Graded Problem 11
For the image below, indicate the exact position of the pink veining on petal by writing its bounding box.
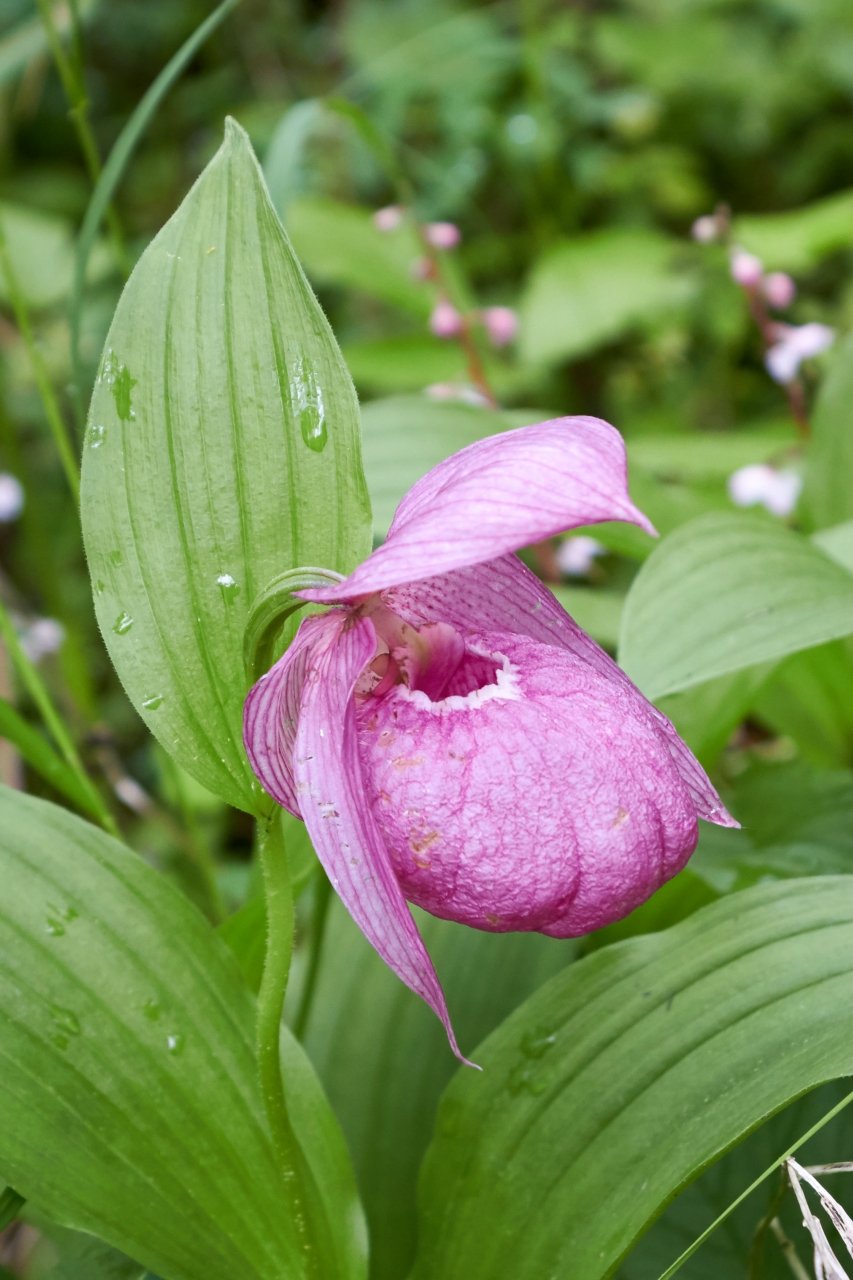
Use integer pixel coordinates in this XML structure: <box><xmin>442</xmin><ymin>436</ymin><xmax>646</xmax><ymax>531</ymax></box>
<box><xmin>243</xmin><ymin>610</ymin><xmax>344</xmax><ymax>817</ymax></box>
<box><xmin>290</xmin><ymin>610</ymin><xmax>474</xmax><ymax>1066</ymax></box>
<box><xmin>300</xmin><ymin>416</ymin><xmax>656</xmax><ymax>604</ymax></box>
<box><xmin>357</xmin><ymin>628</ymin><xmax>699</xmax><ymax>936</ymax></box>
<box><xmin>383</xmin><ymin>555</ymin><xmax>738</xmax><ymax>829</ymax></box>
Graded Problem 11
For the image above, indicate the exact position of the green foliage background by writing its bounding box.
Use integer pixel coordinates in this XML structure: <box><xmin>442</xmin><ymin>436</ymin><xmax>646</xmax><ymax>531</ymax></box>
<box><xmin>3</xmin><ymin>2</ymin><xmax>853</xmax><ymax>1279</ymax></box>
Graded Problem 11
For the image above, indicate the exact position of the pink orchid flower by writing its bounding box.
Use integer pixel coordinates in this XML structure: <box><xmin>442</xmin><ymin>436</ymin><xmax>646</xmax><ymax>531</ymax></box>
<box><xmin>243</xmin><ymin>417</ymin><xmax>737</xmax><ymax>1060</ymax></box>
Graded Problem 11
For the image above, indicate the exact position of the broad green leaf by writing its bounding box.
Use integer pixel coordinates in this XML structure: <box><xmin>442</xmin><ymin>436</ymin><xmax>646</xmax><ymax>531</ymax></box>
<box><xmin>620</xmin><ymin>1082</ymin><xmax>853</xmax><ymax>1280</ymax></box>
<box><xmin>627</xmin><ymin>427</ymin><xmax>790</xmax><ymax>482</ymax></box>
<box><xmin>618</xmin><ymin>511</ymin><xmax>853</xmax><ymax>698</ymax></box>
<box><xmin>0</xmin><ymin>788</ymin><xmax>366</xmax><ymax>1280</ymax></box>
<box><xmin>287</xmin><ymin>197</ymin><xmax>428</xmax><ymax>316</ymax></box>
<box><xmin>519</xmin><ymin>229</ymin><xmax>692</xmax><ymax>366</ymax></box>
<box><xmin>815</xmin><ymin>519</ymin><xmax>853</xmax><ymax>572</ymax></box>
<box><xmin>657</xmin><ymin>665</ymin><xmax>775</xmax><ymax>764</ymax></box>
<box><xmin>413</xmin><ymin>877</ymin><xmax>853</xmax><ymax>1280</ymax></box>
<box><xmin>736</xmin><ymin>188</ymin><xmax>853</xmax><ymax>272</ymax></box>
<box><xmin>0</xmin><ymin>203</ymin><xmax>109</xmax><ymax>309</ymax></box>
<box><xmin>752</xmin><ymin>640</ymin><xmax>853</xmax><ymax>767</ymax></box>
<box><xmin>344</xmin><ymin>336</ymin><xmax>467</xmax><ymax>395</ymax></box>
<box><xmin>803</xmin><ymin>334</ymin><xmax>853</xmax><ymax>530</ymax></box>
<box><xmin>360</xmin><ymin>395</ymin><xmax>516</xmax><ymax>535</ymax></box>
<box><xmin>550</xmin><ymin>586</ymin><xmax>623</xmax><ymax>648</ymax></box>
<box><xmin>303</xmin><ymin>898</ymin><xmax>575</xmax><ymax>1280</ymax></box>
<box><xmin>81</xmin><ymin>119</ymin><xmax>371</xmax><ymax>812</ymax></box>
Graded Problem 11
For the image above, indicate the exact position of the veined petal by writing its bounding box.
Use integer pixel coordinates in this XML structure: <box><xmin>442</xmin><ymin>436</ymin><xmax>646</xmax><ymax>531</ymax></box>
<box><xmin>243</xmin><ymin>611</ymin><xmax>342</xmax><ymax>817</ymax></box>
<box><xmin>385</xmin><ymin>555</ymin><xmax>738</xmax><ymax>829</ymax></box>
<box><xmin>293</xmin><ymin>611</ymin><xmax>473</xmax><ymax>1065</ymax></box>
<box><xmin>301</xmin><ymin>417</ymin><xmax>654</xmax><ymax>602</ymax></box>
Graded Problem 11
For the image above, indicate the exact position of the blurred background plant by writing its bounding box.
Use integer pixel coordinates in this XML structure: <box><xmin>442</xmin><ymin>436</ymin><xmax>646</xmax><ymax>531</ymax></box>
<box><xmin>3</xmin><ymin>1</ymin><xmax>853</xmax><ymax>1277</ymax></box>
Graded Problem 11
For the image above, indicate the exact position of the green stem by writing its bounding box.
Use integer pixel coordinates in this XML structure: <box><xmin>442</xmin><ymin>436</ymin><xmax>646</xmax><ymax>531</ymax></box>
<box><xmin>0</xmin><ymin>598</ymin><xmax>117</xmax><ymax>836</ymax></box>
<box><xmin>0</xmin><ymin>219</ymin><xmax>80</xmax><ymax>503</ymax></box>
<box><xmin>255</xmin><ymin>812</ymin><xmax>317</xmax><ymax>1277</ymax></box>
<box><xmin>293</xmin><ymin>872</ymin><xmax>332</xmax><ymax>1040</ymax></box>
<box><xmin>34</xmin><ymin>0</ymin><xmax>129</xmax><ymax>275</ymax></box>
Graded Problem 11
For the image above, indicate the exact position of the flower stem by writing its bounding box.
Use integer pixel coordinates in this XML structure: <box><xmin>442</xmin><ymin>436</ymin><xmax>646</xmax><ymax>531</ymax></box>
<box><xmin>0</xmin><ymin>220</ymin><xmax>80</xmax><ymax>503</ymax></box>
<box><xmin>293</xmin><ymin>871</ymin><xmax>333</xmax><ymax>1040</ymax></box>
<box><xmin>34</xmin><ymin>0</ymin><xmax>129</xmax><ymax>275</ymax></box>
<box><xmin>255</xmin><ymin>811</ymin><xmax>317</xmax><ymax>1277</ymax></box>
<box><xmin>0</xmin><ymin>597</ymin><xmax>117</xmax><ymax>836</ymax></box>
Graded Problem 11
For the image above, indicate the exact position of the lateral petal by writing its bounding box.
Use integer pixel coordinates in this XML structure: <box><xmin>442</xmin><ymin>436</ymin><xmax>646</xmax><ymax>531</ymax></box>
<box><xmin>385</xmin><ymin>555</ymin><xmax>738</xmax><ymax>829</ymax></box>
<box><xmin>301</xmin><ymin>416</ymin><xmax>654</xmax><ymax>602</ymax></box>
<box><xmin>293</xmin><ymin>611</ymin><xmax>472</xmax><ymax>1065</ymax></box>
<box><xmin>243</xmin><ymin>611</ymin><xmax>342</xmax><ymax>817</ymax></box>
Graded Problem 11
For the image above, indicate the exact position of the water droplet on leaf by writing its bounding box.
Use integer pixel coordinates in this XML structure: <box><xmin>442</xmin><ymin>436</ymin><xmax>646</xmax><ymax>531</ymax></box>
<box><xmin>291</xmin><ymin>356</ymin><xmax>328</xmax><ymax>452</ymax></box>
<box><xmin>142</xmin><ymin>694</ymin><xmax>163</xmax><ymax>711</ymax></box>
<box><xmin>142</xmin><ymin>998</ymin><xmax>161</xmax><ymax>1022</ymax></box>
<box><xmin>112</xmin><ymin>611</ymin><xmax>133</xmax><ymax>635</ymax></box>
<box><xmin>86</xmin><ymin>422</ymin><xmax>106</xmax><ymax>449</ymax></box>
<box><xmin>166</xmin><ymin>1032</ymin><xmax>185</xmax><ymax>1055</ymax></box>
<box><xmin>216</xmin><ymin>573</ymin><xmax>240</xmax><ymax>604</ymax></box>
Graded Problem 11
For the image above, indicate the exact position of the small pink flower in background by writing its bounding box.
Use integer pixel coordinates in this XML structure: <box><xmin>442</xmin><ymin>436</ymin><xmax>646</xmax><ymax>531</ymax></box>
<box><xmin>762</xmin><ymin>271</ymin><xmax>796</xmax><ymax>310</ymax></box>
<box><xmin>424</xmin><ymin>221</ymin><xmax>461</xmax><ymax>250</ymax></box>
<box><xmin>481</xmin><ymin>306</ymin><xmax>518</xmax><ymax>349</ymax></box>
<box><xmin>244</xmin><ymin>418</ymin><xmax>737</xmax><ymax>1058</ymax></box>
<box><xmin>373</xmin><ymin>205</ymin><xmax>405</xmax><ymax>232</ymax></box>
<box><xmin>766</xmin><ymin>321</ymin><xmax>835</xmax><ymax>384</ymax></box>
<box><xmin>728</xmin><ymin>463</ymin><xmax>802</xmax><ymax>517</ymax></box>
<box><xmin>730</xmin><ymin>248</ymin><xmax>764</xmax><ymax>289</ymax></box>
<box><xmin>556</xmin><ymin>535</ymin><xmax>606</xmax><ymax>578</ymax></box>
<box><xmin>0</xmin><ymin>473</ymin><xmax>24</xmax><ymax>523</ymax></box>
<box><xmin>691</xmin><ymin>214</ymin><xmax>720</xmax><ymax>243</ymax></box>
<box><xmin>429</xmin><ymin>300</ymin><xmax>464</xmax><ymax>339</ymax></box>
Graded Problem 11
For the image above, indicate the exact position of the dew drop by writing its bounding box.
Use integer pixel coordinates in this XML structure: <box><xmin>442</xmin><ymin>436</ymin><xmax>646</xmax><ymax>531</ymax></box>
<box><xmin>520</xmin><ymin>1028</ymin><xmax>557</xmax><ymax>1059</ymax></box>
<box><xmin>166</xmin><ymin>1032</ymin><xmax>185</xmax><ymax>1055</ymax></box>
<box><xmin>142</xmin><ymin>693</ymin><xmax>163</xmax><ymax>711</ymax></box>
<box><xmin>299</xmin><ymin>406</ymin><xmax>328</xmax><ymax>452</ymax></box>
<box><xmin>93</xmin><ymin>579</ymin><xmax>105</xmax><ymax>594</ymax></box>
<box><xmin>142</xmin><ymin>998</ymin><xmax>162</xmax><ymax>1022</ymax></box>
<box><xmin>507</xmin><ymin>1063</ymin><xmax>550</xmax><ymax>1097</ymax></box>
<box><xmin>216</xmin><ymin>573</ymin><xmax>240</xmax><ymax>605</ymax></box>
<box><xmin>291</xmin><ymin>356</ymin><xmax>328</xmax><ymax>452</ymax></box>
<box><xmin>108</xmin><ymin>548</ymin><xmax>124</xmax><ymax>567</ymax></box>
<box><xmin>112</xmin><ymin>611</ymin><xmax>134</xmax><ymax>635</ymax></box>
<box><xmin>50</xmin><ymin>1005</ymin><xmax>81</xmax><ymax>1039</ymax></box>
<box><xmin>45</xmin><ymin>917</ymin><xmax>65</xmax><ymax>937</ymax></box>
<box><xmin>86</xmin><ymin>422</ymin><xmax>106</xmax><ymax>449</ymax></box>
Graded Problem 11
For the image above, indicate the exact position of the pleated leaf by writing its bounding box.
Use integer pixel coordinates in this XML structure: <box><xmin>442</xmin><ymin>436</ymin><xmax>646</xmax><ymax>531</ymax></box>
<box><xmin>618</xmin><ymin>511</ymin><xmax>853</xmax><ymax>698</ymax></box>
<box><xmin>80</xmin><ymin>118</ymin><xmax>371</xmax><ymax>812</ymax></box>
<box><xmin>0</xmin><ymin>788</ymin><xmax>366</xmax><ymax>1280</ymax></box>
<box><xmin>414</xmin><ymin>877</ymin><xmax>853</xmax><ymax>1280</ymax></box>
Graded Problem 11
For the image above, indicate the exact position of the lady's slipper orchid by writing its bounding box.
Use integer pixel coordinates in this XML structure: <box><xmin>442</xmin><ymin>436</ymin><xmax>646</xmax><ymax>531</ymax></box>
<box><xmin>244</xmin><ymin>417</ymin><xmax>737</xmax><ymax>1060</ymax></box>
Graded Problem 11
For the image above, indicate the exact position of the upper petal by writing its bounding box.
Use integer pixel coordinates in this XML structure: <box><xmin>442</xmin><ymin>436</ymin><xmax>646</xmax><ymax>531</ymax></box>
<box><xmin>301</xmin><ymin>416</ymin><xmax>654</xmax><ymax>603</ymax></box>
<box><xmin>291</xmin><ymin>610</ymin><xmax>473</xmax><ymax>1065</ymax></box>
<box><xmin>383</xmin><ymin>554</ymin><xmax>739</xmax><ymax>830</ymax></box>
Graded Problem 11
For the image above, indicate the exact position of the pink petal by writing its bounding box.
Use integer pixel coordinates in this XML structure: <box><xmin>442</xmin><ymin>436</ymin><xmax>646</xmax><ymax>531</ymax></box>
<box><xmin>292</xmin><ymin>610</ymin><xmax>473</xmax><ymax>1065</ymax></box>
<box><xmin>357</xmin><ymin>628</ymin><xmax>700</xmax><ymax>936</ymax></box>
<box><xmin>243</xmin><ymin>611</ymin><xmax>343</xmax><ymax>817</ymax></box>
<box><xmin>301</xmin><ymin>417</ymin><xmax>655</xmax><ymax>603</ymax></box>
<box><xmin>384</xmin><ymin>555</ymin><xmax>738</xmax><ymax>829</ymax></box>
